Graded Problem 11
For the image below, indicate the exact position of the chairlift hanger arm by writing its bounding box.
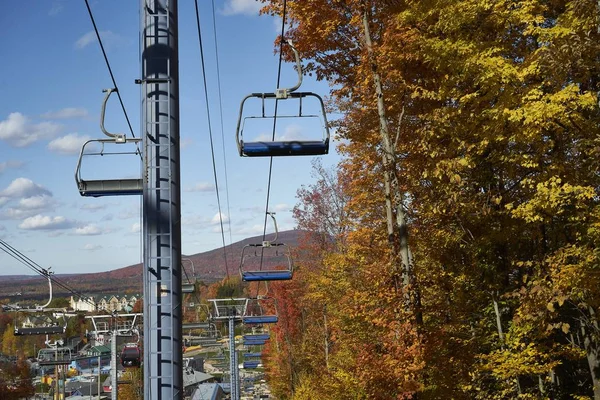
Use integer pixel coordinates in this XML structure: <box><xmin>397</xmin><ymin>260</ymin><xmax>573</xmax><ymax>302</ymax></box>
<box><xmin>266</xmin><ymin>212</ymin><xmax>278</xmax><ymax>243</ymax></box>
<box><xmin>100</xmin><ymin>88</ymin><xmax>125</xmax><ymax>141</ymax></box>
<box><xmin>277</xmin><ymin>40</ymin><xmax>303</xmax><ymax>97</ymax></box>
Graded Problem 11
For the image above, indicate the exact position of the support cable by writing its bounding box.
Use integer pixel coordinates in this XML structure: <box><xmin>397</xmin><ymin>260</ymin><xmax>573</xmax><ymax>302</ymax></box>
<box><xmin>84</xmin><ymin>0</ymin><xmax>137</xmax><ymax>139</ymax></box>
<box><xmin>0</xmin><ymin>239</ymin><xmax>97</xmax><ymax>308</ymax></box>
<box><xmin>210</xmin><ymin>0</ymin><xmax>234</xmax><ymax>246</ymax></box>
<box><xmin>194</xmin><ymin>0</ymin><xmax>230</xmax><ymax>279</ymax></box>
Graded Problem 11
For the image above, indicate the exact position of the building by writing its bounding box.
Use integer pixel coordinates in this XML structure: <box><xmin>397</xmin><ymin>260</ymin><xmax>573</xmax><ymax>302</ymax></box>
<box><xmin>70</xmin><ymin>294</ymin><xmax>140</xmax><ymax>313</ymax></box>
<box><xmin>69</xmin><ymin>296</ymin><xmax>96</xmax><ymax>312</ymax></box>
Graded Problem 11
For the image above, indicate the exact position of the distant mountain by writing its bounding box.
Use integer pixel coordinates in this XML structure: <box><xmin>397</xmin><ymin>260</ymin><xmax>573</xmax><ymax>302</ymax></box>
<box><xmin>0</xmin><ymin>230</ymin><xmax>303</xmax><ymax>301</ymax></box>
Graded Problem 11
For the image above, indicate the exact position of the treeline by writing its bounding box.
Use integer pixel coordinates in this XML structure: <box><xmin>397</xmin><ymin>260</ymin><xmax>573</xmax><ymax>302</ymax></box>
<box><xmin>258</xmin><ymin>0</ymin><xmax>600</xmax><ymax>399</ymax></box>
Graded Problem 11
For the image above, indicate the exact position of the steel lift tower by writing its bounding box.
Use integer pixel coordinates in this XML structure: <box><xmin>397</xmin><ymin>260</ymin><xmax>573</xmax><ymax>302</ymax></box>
<box><xmin>140</xmin><ymin>0</ymin><xmax>183</xmax><ymax>399</ymax></box>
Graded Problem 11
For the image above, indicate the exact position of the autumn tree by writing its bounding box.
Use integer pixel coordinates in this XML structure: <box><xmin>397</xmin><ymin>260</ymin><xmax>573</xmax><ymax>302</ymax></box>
<box><xmin>260</xmin><ymin>0</ymin><xmax>600</xmax><ymax>398</ymax></box>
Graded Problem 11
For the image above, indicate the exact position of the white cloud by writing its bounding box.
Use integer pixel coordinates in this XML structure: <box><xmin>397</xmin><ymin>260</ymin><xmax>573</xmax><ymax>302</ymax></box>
<box><xmin>211</xmin><ymin>212</ymin><xmax>229</xmax><ymax>225</ymax></box>
<box><xmin>130</xmin><ymin>222</ymin><xmax>140</xmax><ymax>233</ymax></box>
<box><xmin>83</xmin><ymin>243</ymin><xmax>103</xmax><ymax>251</ymax></box>
<box><xmin>211</xmin><ymin>225</ymin><xmax>231</xmax><ymax>233</ymax></box>
<box><xmin>74</xmin><ymin>224</ymin><xmax>102</xmax><ymax>236</ymax></box>
<box><xmin>181</xmin><ymin>137</ymin><xmax>194</xmax><ymax>150</ymax></box>
<box><xmin>81</xmin><ymin>203</ymin><xmax>107</xmax><ymax>212</ymax></box>
<box><xmin>0</xmin><ymin>161</ymin><xmax>24</xmax><ymax>174</ymax></box>
<box><xmin>101</xmin><ymin>214</ymin><xmax>114</xmax><ymax>221</ymax></box>
<box><xmin>184</xmin><ymin>182</ymin><xmax>215</xmax><ymax>193</ymax></box>
<box><xmin>273</xmin><ymin>203</ymin><xmax>291</xmax><ymax>212</ymax></box>
<box><xmin>234</xmin><ymin>224</ymin><xmax>265</xmax><ymax>235</ymax></box>
<box><xmin>239</xmin><ymin>206</ymin><xmax>263</xmax><ymax>213</ymax></box>
<box><xmin>48</xmin><ymin>1</ymin><xmax>64</xmax><ymax>16</ymax></box>
<box><xmin>47</xmin><ymin>133</ymin><xmax>91</xmax><ymax>155</ymax></box>
<box><xmin>19</xmin><ymin>215</ymin><xmax>74</xmax><ymax>230</ymax></box>
<box><xmin>181</xmin><ymin>214</ymin><xmax>210</xmax><ymax>228</ymax></box>
<box><xmin>19</xmin><ymin>196</ymin><xmax>53</xmax><ymax>210</ymax></box>
<box><xmin>0</xmin><ymin>113</ymin><xmax>61</xmax><ymax>147</ymax></box>
<box><xmin>0</xmin><ymin>178</ymin><xmax>52</xmax><ymax>199</ymax></box>
<box><xmin>75</xmin><ymin>30</ymin><xmax>125</xmax><ymax>50</ymax></box>
<box><xmin>253</xmin><ymin>124</ymin><xmax>305</xmax><ymax>142</ymax></box>
<box><xmin>221</xmin><ymin>0</ymin><xmax>262</xmax><ymax>16</ymax></box>
<box><xmin>118</xmin><ymin>208</ymin><xmax>139</xmax><ymax>220</ymax></box>
<box><xmin>41</xmin><ymin>108</ymin><xmax>88</xmax><ymax>119</ymax></box>
<box><xmin>1</xmin><ymin>195</ymin><xmax>57</xmax><ymax>220</ymax></box>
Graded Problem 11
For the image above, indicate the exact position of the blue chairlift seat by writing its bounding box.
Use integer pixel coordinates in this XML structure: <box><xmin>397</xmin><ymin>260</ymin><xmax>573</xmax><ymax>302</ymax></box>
<box><xmin>242</xmin><ymin>270</ymin><xmax>293</xmax><ymax>282</ymax></box>
<box><xmin>243</xmin><ymin>334</ymin><xmax>270</xmax><ymax>341</ymax></box>
<box><xmin>244</xmin><ymin>339</ymin><xmax>267</xmax><ymax>346</ymax></box>
<box><xmin>243</xmin><ymin>315</ymin><xmax>278</xmax><ymax>325</ymax></box>
<box><xmin>244</xmin><ymin>353</ymin><xmax>262</xmax><ymax>358</ymax></box>
<box><xmin>240</xmin><ymin>138</ymin><xmax>329</xmax><ymax>157</ymax></box>
<box><xmin>243</xmin><ymin>361</ymin><xmax>260</xmax><ymax>369</ymax></box>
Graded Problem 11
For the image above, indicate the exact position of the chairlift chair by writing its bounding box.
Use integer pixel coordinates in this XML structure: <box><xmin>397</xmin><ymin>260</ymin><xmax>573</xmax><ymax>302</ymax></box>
<box><xmin>235</xmin><ymin>40</ymin><xmax>330</xmax><ymax>157</ymax></box>
<box><xmin>243</xmin><ymin>339</ymin><xmax>267</xmax><ymax>346</ymax></box>
<box><xmin>75</xmin><ymin>88</ymin><xmax>142</xmax><ymax>197</ymax></box>
<box><xmin>13</xmin><ymin>269</ymin><xmax>67</xmax><ymax>336</ymax></box>
<box><xmin>243</xmin><ymin>361</ymin><xmax>260</xmax><ymax>369</ymax></box>
<box><xmin>239</xmin><ymin>212</ymin><xmax>293</xmax><ymax>282</ymax></box>
<box><xmin>37</xmin><ymin>346</ymin><xmax>73</xmax><ymax>366</ymax></box>
<box><xmin>243</xmin><ymin>316</ymin><xmax>278</xmax><ymax>325</ymax></box>
<box><xmin>243</xmin><ymin>334</ymin><xmax>270</xmax><ymax>341</ymax></box>
<box><xmin>181</xmin><ymin>258</ymin><xmax>196</xmax><ymax>293</ymax></box>
<box><xmin>243</xmin><ymin>296</ymin><xmax>279</xmax><ymax>325</ymax></box>
<box><xmin>243</xmin><ymin>352</ymin><xmax>262</xmax><ymax>358</ymax></box>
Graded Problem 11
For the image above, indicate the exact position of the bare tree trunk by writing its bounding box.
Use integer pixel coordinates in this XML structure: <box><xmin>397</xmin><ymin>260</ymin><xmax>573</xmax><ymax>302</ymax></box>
<box><xmin>361</xmin><ymin>1</ymin><xmax>418</xmax><ymax>320</ymax></box>
<box><xmin>492</xmin><ymin>292</ymin><xmax>504</xmax><ymax>343</ymax></box>
<box><xmin>492</xmin><ymin>293</ymin><xmax>522</xmax><ymax>395</ymax></box>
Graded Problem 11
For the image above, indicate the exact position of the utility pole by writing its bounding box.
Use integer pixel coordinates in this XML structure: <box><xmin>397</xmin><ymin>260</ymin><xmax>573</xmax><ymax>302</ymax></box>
<box><xmin>140</xmin><ymin>0</ymin><xmax>183</xmax><ymax>399</ymax></box>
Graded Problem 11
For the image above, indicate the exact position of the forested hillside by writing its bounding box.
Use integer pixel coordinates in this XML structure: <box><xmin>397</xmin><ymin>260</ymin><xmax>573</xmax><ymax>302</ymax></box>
<box><xmin>0</xmin><ymin>230</ymin><xmax>301</xmax><ymax>303</ymax></box>
<box><xmin>259</xmin><ymin>0</ymin><xmax>600</xmax><ymax>399</ymax></box>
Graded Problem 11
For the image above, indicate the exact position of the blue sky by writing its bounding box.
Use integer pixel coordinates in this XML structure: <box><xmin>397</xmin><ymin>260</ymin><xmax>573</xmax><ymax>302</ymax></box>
<box><xmin>0</xmin><ymin>0</ymin><xmax>341</xmax><ymax>275</ymax></box>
